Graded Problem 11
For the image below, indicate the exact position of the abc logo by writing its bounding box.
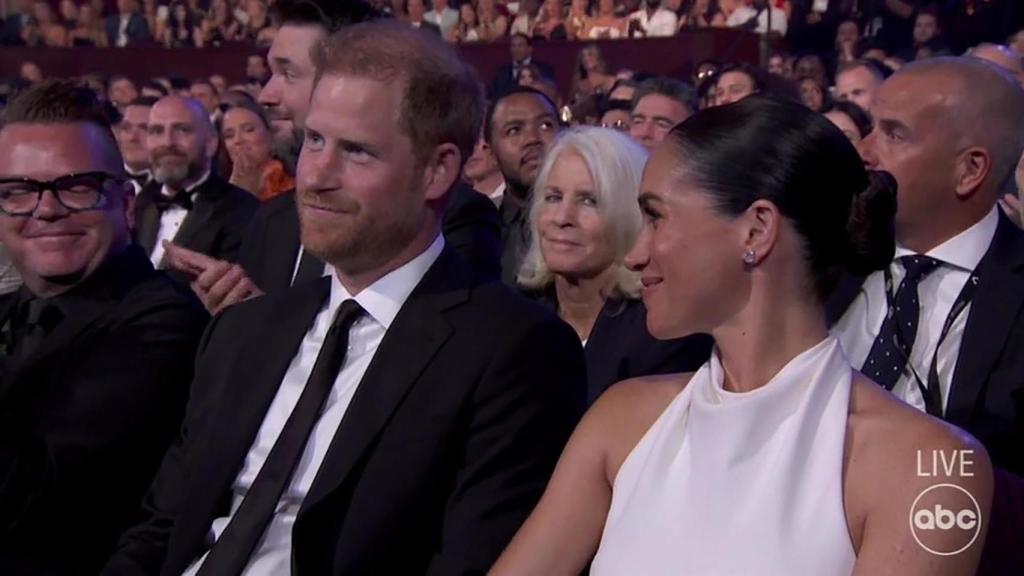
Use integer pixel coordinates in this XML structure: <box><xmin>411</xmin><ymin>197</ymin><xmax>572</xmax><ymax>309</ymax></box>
<box><xmin>909</xmin><ymin>483</ymin><xmax>982</xmax><ymax>556</ymax></box>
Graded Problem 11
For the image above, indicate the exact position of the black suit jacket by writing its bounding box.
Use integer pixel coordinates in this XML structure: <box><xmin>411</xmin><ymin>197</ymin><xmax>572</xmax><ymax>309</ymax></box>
<box><xmin>135</xmin><ymin>175</ymin><xmax>259</xmax><ymax>283</ymax></box>
<box><xmin>490</xmin><ymin>59</ymin><xmax>556</xmax><ymax>99</ymax></box>
<box><xmin>585</xmin><ymin>298</ymin><xmax>713</xmax><ymax>403</ymax></box>
<box><xmin>104</xmin><ymin>246</ymin><xmax>586</xmax><ymax>575</ymax></box>
<box><xmin>530</xmin><ymin>288</ymin><xmax>713</xmax><ymax>403</ymax></box>
<box><xmin>0</xmin><ymin>246</ymin><xmax>207</xmax><ymax>575</ymax></box>
<box><xmin>239</xmin><ymin>183</ymin><xmax>501</xmax><ymax>293</ymax></box>
<box><xmin>827</xmin><ymin>213</ymin><xmax>1024</xmax><ymax>474</ymax></box>
<box><xmin>105</xmin><ymin>12</ymin><xmax>151</xmax><ymax>46</ymax></box>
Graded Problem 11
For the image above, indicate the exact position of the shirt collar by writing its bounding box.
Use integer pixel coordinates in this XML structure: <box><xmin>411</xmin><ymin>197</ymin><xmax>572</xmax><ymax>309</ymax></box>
<box><xmin>160</xmin><ymin>170</ymin><xmax>211</xmax><ymax>199</ymax></box>
<box><xmin>894</xmin><ymin>206</ymin><xmax>998</xmax><ymax>272</ymax></box>
<box><xmin>328</xmin><ymin>234</ymin><xmax>445</xmax><ymax>330</ymax></box>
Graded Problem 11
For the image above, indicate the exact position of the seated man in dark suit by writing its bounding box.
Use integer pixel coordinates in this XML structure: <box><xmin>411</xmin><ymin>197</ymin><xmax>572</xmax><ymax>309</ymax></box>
<box><xmin>0</xmin><ymin>81</ymin><xmax>207</xmax><ymax>574</ymax></box>
<box><xmin>829</xmin><ymin>57</ymin><xmax>1024</xmax><ymax>475</ymax></box>
<box><xmin>136</xmin><ymin>95</ymin><xmax>258</xmax><ymax>285</ymax></box>
<box><xmin>105</xmin><ymin>0</ymin><xmax>151</xmax><ymax>47</ymax></box>
<box><xmin>104</xmin><ymin>21</ymin><xmax>586</xmax><ymax>576</ymax></box>
<box><xmin>160</xmin><ymin>0</ymin><xmax>500</xmax><ymax>314</ymax></box>
<box><xmin>490</xmin><ymin>33</ymin><xmax>556</xmax><ymax>99</ymax></box>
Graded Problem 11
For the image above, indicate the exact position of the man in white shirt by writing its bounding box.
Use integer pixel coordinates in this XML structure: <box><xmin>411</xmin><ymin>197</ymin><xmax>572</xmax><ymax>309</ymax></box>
<box><xmin>829</xmin><ymin>57</ymin><xmax>1024</xmax><ymax>475</ymax></box>
<box><xmin>726</xmin><ymin>0</ymin><xmax>787</xmax><ymax>36</ymax></box>
<box><xmin>626</xmin><ymin>0</ymin><xmax>678</xmax><ymax>38</ymax></box>
<box><xmin>105</xmin><ymin>19</ymin><xmax>586</xmax><ymax>576</ymax></box>
<box><xmin>424</xmin><ymin>0</ymin><xmax>459</xmax><ymax>37</ymax></box>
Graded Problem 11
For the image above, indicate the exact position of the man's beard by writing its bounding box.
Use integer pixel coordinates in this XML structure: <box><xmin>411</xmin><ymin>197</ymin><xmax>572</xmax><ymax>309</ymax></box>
<box><xmin>299</xmin><ymin>194</ymin><xmax>425</xmax><ymax>277</ymax></box>
<box><xmin>152</xmin><ymin>154</ymin><xmax>204</xmax><ymax>190</ymax></box>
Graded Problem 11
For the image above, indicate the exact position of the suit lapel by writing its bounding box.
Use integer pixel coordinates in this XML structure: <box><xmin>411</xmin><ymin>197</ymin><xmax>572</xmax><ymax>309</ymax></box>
<box><xmin>947</xmin><ymin>215</ymin><xmax>1024</xmax><ymax>425</ymax></box>
<box><xmin>183</xmin><ymin>277</ymin><xmax>333</xmax><ymax>526</ymax></box>
<box><xmin>300</xmin><ymin>248</ymin><xmax>470</xmax><ymax>514</ymax></box>
<box><xmin>172</xmin><ymin>179</ymin><xmax>220</xmax><ymax>252</ymax></box>
<box><xmin>134</xmin><ymin>184</ymin><xmax>162</xmax><ymax>256</ymax></box>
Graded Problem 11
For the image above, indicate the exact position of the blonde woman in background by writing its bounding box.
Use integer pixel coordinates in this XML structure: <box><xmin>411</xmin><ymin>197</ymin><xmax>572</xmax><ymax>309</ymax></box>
<box><xmin>518</xmin><ymin>126</ymin><xmax>710</xmax><ymax>402</ymax></box>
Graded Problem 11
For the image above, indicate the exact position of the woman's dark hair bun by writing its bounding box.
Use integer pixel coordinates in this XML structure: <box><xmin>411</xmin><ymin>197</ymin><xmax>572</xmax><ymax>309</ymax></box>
<box><xmin>844</xmin><ymin>170</ymin><xmax>897</xmax><ymax>275</ymax></box>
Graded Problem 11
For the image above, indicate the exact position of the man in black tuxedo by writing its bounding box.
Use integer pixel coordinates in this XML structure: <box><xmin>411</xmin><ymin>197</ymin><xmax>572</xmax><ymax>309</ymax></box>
<box><xmin>104</xmin><ymin>21</ymin><xmax>586</xmax><ymax>576</ymax></box>
<box><xmin>490</xmin><ymin>33</ymin><xmax>556</xmax><ymax>99</ymax></box>
<box><xmin>486</xmin><ymin>87</ymin><xmax>561</xmax><ymax>284</ymax></box>
<box><xmin>829</xmin><ymin>57</ymin><xmax>1024</xmax><ymax>475</ymax></box>
<box><xmin>113</xmin><ymin>97</ymin><xmax>158</xmax><ymax>194</ymax></box>
<box><xmin>161</xmin><ymin>0</ymin><xmax>499</xmax><ymax>314</ymax></box>
<box><xmin>135</xmin><ymin>95</ymin><xmax>258</xmax><ymax>285</ymax></box>
<box><xmin>0</xmin><ymin>81</ymin><xmax>207</xmax><ymax>574</ymax></box>
<box><xmin>105</xmin><ymin>0</ymin><xmax>151</xmax><ymax>47</ymax></box>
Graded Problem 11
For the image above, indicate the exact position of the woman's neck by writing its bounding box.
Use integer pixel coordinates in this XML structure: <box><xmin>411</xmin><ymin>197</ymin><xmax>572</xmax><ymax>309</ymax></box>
<box><xmin>714</xmin><ymin>285</ymin><xmax>827</xmax><ymax>394</ymax></box>
<box><xmin>554</xmin><ymin>268</ymin><xmax>615</xmax><ymax>341</ymax></box>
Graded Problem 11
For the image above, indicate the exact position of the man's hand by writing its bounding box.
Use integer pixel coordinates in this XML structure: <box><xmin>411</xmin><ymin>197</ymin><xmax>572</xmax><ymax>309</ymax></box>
<box><xmin>162</xmin><ymin>241</ymin><xmax>264</xmax><ymax>314</ymax></box>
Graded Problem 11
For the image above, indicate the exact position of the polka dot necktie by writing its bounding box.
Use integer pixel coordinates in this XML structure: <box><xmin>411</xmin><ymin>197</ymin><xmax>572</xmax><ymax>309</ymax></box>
<box><xmin>862</xmin><ymin>255</ymin><xmax>942</xmax><ymax>390</ymax></box>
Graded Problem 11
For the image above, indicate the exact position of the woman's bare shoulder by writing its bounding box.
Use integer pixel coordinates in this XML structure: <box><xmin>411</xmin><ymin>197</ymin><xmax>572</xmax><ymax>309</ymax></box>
<box><xmin>584</xmin><ymin>372</ymin><xmax>694</xmax><ymax>478</ymax></box>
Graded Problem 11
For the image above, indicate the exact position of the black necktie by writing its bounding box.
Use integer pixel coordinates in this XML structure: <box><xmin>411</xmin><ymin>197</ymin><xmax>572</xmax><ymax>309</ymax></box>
<box><xmin>862</xmin><ymin>255</ymin><xmax>942</xmax><ymax>389</ymax></box>
<box><xmin>152</xmin><ymin>192</ymin><xmax>194</xmax><ymax>212</ymax></box>
<box><xmin>10</xmin><ymin>298</ymin><xmax>62</xmax><ymax>365</ymax></box>
<box><xmin>196</xmin><ymin>299</ymin><xmax>365</xmax><ymax>576</ymax></box>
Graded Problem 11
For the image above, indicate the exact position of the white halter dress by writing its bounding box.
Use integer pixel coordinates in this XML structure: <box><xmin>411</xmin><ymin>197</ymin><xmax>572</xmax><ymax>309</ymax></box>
<box><xmin>591</xmin><ymin>336</ymin><xmax>857</xmax><ymax>575</ymax></box>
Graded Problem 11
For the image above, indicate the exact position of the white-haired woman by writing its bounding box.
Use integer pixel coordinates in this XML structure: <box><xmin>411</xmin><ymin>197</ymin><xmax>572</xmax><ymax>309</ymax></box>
<box><xmin>518</xmin><ymin>127</ymin><xmax>710</xmax><ymax>402</ymax></box>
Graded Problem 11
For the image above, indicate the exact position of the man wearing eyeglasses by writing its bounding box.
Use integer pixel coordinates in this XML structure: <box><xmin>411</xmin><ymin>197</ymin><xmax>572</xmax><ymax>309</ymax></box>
<box><xmin>0</xmin><ymin>80</ymin><xmax>207</xmax><ymax>574</ymax></box>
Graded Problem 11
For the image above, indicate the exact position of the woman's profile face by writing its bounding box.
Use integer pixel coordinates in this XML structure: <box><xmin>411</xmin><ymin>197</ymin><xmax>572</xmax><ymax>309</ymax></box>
<box><xmin>626</xmin><ymin>145</ymin><xmax>742</xmax><ymax>339</ymax></box>
<box><xmin>582</xmin><ymin>48</ymin><xmax>601</xmax><ymax>71</ymax></box>
<box><xmin>538</xmin><ymin>150</ymin><xmax>617</xmax><ymax>281</ymax></box>
<box><xmin>222</xmin><ymin>107</ymin><xmax>273</xmax><ymax>166</ymax></box>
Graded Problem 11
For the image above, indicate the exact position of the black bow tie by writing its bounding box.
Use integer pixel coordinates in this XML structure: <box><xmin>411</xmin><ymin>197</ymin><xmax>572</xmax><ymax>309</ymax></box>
<box><xmin>127</xmin><ymin>172</ymin><xmax>150</xmax><ymax>187</ymax></box>
<box><xmin>153</xmin><ymin>192</ymin><xmax>194</xmax><ymax>212</ymax></box>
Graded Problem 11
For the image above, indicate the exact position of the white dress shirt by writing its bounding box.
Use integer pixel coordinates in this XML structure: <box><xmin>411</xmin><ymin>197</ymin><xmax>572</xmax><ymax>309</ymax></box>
<box><xmin>627</xmin><ymin>8</ymin><xmax>678</xmax><ymax>37</ymax></box>
<box><xmin>488</xmin><ymin>181</ymin><xmax>506</xmax><ymax>208</ymax></box>
<box><xmin>726</xmin><ymin>5</ymin><xmax>788</xmax><ymax>35</ymax></box>
<box><xmin>183</xmin><ymin>234</ymin><xmax>445</xmax><ymax>576</ymax></box>
<box><xmin>832</xmin><ymin>208</ymin><xmax>998</xmax><ymax>415</ymax></box>
<box><xmin>117</xmin><ymin>13</ymin><xmax>132</xmax><ymax>47</ymax></box>
<box><xmin>149</xmin><ymin>171</ymin><xmax>210</xmax><ymax>268</ymax></box>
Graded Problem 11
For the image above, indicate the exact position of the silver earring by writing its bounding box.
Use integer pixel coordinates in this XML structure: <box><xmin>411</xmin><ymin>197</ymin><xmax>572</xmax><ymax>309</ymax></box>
<box><xmin>743</xmin><ymin>249</ymin><xmax>756</xmax><ymax>265</ymax></box>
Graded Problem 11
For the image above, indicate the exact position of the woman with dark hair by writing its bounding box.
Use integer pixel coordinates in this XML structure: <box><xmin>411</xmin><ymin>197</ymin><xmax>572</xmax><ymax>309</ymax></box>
<box><xmin>218</xmin><ymin>94</ymin><xmax>294</xmax><ymax>201</ymax></box>
<box><xmin>824</xmin><ymin>100</ymin><xmax>872</xmax><ymax>144</ymax></box>
<box><xmin>491</xmin><ymin>96</ymin><xmax>992</xmax><ymax>575</ymax></box>
<box><xmin>161</xmin><ymin>1</ymin><xmax>198</xmax><ymax>47</ymax></box>
<box><xmin>797</xmin><ymin>74</ymin><xmax>829</xmax><ymax>112</ymax></box>
<box><xmin>678</xmin><ymin>0</ymin><xmax>724</xmax><ymax>29</ymax></box>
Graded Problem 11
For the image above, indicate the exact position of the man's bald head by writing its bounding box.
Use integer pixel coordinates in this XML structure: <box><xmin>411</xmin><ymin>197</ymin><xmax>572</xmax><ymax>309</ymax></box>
<box><xmin>146</xmin><ymin>95</ymin><xmax>219</xmax><ymax>192</ymax></box>
<box><xmin>861</xmin><ymin>56</ymin><xmax>1024</xmax><ymax>252</ymax></box>
<box><xmin>897</xmin><ymin>57</ymin><xmax>1024</xmax><ymax>195</ymax></box>
<box><xmin>967</xmin><ymin>43</ymin><xmax>1024</xmax><ymax>85</ymax></box>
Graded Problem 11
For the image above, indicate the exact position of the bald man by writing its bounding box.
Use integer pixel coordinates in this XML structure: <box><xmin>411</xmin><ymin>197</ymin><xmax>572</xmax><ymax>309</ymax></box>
<box><xmin>136</xmin><ymin>95</ymin><xmax>258</xmax><ymax>283</ymax></box>
<box><xmin>829</xmin><ymin>57</ymin><xmax>1024</xmax><ymax>475</ymax></box>
<box><xmin>968</xmin><ymin>43</ymin><xmax>1024</xmax><ymax>86</ymax></box>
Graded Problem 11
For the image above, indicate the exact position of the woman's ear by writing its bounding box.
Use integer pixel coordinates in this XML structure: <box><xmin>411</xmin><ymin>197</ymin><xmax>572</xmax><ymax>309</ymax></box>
<box><xmin>740</xmin><ymin>198</ymin><xmax>779</xmax><ymax>266</ymax></box>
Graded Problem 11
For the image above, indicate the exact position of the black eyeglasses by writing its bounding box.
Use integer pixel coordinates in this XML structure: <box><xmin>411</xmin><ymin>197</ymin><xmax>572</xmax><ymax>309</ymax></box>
<box><xmin>0</xmin><ymin>171</ymin><xmax>124</xmax><ymax>217</ymax></box>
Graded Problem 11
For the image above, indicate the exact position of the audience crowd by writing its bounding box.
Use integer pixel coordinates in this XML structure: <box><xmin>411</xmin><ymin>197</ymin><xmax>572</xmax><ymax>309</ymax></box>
<box><xmin>1</xmin><ymin>0</ymin><xmax>1024</xmax><ymax>574</ymax></box>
